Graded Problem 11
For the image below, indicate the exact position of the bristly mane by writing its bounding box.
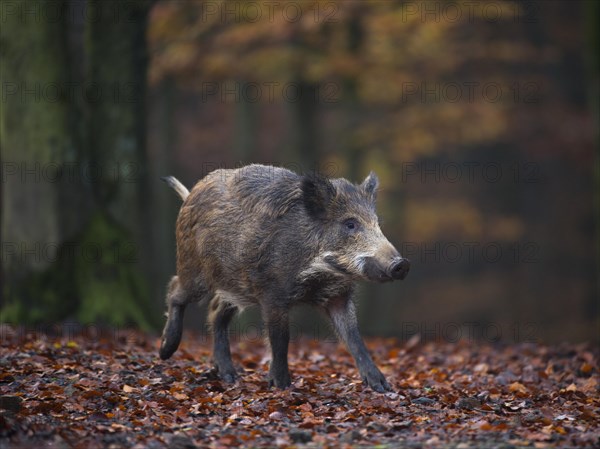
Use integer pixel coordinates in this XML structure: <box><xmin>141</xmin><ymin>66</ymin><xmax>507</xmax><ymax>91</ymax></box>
<box><xmin>232</xmin><ymin>165</ymin><xmax>304</xmax><ymax>218</ymax></box>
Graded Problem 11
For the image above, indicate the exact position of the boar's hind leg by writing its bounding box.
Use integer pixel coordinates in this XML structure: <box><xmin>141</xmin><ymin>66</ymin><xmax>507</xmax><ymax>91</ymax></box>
<box><xmin>325</xmin><ymin>297</ymin><xmax>391</xmax><ymax>393</ymax></box>
<box><xmin>208</xmin><ymin>295</ymin><xmax>238</xmax><ymax>383</ymax></box>
<box><xmin>263</xmin><ymin>306</ymin><xmax>291</xmax><ymax>389</ymax></box>
<box><xmin>159</xmin><ymin>276</ymin><xmax>206</xmax><ymax>360</ymax></box>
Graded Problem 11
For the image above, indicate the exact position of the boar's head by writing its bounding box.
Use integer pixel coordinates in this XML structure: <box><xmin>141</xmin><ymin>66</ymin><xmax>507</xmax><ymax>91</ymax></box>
<box><xmin>302</xmin><ymin>171</ymin><xmax>410</xmax><ymax>283</ymax></box>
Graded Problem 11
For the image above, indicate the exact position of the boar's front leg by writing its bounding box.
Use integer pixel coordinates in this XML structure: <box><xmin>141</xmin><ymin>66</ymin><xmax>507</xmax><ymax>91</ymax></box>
<box><xmin>208</xmin><ymin>296</ymin><xmax>238</xmax><ymax>383</ymax></box>
<box><xmin>160</xmin><ymin>276</ymin><xmax>189</xmax><ymax>360</ymax></box>
<box><xmin>263</xmin><ymin>306</ymin><xmax>291</xmax><ymax>389</ymax></box>
<box><xmin>325</xmin><ymin>296</ymin><xmax>391</xmax><ymax>393</ymax></box>
<box><xmin>160</xmin><ymin>276</ymin><xmax>210</xmax><ymax>360</ymax></box>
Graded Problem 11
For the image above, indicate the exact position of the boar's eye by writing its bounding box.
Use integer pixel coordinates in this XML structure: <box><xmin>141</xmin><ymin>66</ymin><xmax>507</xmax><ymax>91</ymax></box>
<box><xmin>344</xmin><ymin>219</ymin><xmax>358</xmax><ymax>232</ymax></box>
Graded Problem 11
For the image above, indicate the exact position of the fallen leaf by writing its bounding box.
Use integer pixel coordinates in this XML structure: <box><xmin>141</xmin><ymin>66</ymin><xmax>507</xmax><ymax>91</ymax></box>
<box><xmin>509</xmin><ymin>382</ymin><xmax>528</xmax><ymax>394</ymax></box>
<box><xmin>123</xmin><ymin>385</ymin><xmax>136</xmax><ymax>393</ymax></box>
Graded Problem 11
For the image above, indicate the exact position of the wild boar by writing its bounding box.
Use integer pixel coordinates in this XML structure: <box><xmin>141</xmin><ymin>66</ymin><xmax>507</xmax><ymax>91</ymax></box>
<box><xmin>159</xmin><ymin>164</ymin><xmax>410</xmax><ymax>392</ymax></box>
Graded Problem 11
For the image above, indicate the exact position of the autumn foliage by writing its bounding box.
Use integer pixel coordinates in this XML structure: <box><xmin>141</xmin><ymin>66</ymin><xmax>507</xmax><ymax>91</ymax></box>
<box><xmin>1</xmin><ymin>327</ymin><xmax>598</xmax><ymax>448</ymax></box>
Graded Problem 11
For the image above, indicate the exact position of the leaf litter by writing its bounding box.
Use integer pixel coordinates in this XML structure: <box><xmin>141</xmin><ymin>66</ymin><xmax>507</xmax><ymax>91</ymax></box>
<box><xmin>0</xmin><ymin>326</ymin><xmax>598</xmax><ymax>448</ymax></box>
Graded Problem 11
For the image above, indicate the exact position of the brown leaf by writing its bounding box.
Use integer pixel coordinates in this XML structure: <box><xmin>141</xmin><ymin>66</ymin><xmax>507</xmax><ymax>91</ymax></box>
<box><xmin>509</xmin><ymin>382</ymin><xmax>528</xmax><ymax>394</ymax></box>
<box><xmin>172</xmin><ymin>392</ymin><xmax>188</xmax><ymax>401</ymax></box>
<box><xmin>581</xmin><ymin>377</ymin><xmax>597</xmax><ymax>395</ymax></box>
<box><xmin>122</xmin><ymin>385</ymin><xmax>136</xmax><ymax>393</ymax></box>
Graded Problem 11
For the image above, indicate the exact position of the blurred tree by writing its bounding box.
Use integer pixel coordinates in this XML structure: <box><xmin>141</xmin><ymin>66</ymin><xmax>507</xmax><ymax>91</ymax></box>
<box><xmin>234</xmin><ymin>81</ymin><xmax>259</xmax><ymax>163</ymax></box>
<box><xmin>149</xmin><ymin>76</ymin><xmax>179</xmax><ymax>320</ymax></box>
<box><xmin>147</xmin><ymin>0</ymin><xmax>597</xmax><ymax>341</ymax></box>
<box><xmin>4</xmin><ymin>0</ymin><xmax>593</xmax><ymax>340</ymax></box>
<box><xmin>79</xmin><ymin>0</ymin><xmax>156</xmax><ymax>327</ymax></box>
<box><xmin>1</xmin><ymin>0</ymin><xmax>158</xmax><ymax>328</ymax></box>
<box><xmin>1</xmin><ymin>0</ymin><xmax>75</xmax><ymax>321</ymax></box>
<box><xmin>584</xmin><ymin>0</ymin><xmax>599</xmax><ymax>322</ymax></box>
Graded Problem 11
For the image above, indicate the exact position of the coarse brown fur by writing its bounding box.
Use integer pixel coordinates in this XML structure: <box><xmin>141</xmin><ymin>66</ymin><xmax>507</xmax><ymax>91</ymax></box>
<box><xmin>159</xmin><ymin>165</ymin><xmax>409</xmax><ymax>392</ymax></box>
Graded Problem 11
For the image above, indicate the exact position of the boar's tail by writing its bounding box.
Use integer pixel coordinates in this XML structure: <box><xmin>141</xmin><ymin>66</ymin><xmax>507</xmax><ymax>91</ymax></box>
<box><xmin>161</xmin><ymin>176</ymin><xmax>189</xmax><ymax>201</ymax></box>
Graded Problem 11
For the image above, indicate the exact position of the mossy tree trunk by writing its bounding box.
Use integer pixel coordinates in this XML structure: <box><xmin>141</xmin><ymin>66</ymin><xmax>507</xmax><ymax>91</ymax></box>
<box><xmin>1</xmin><ymin>0</ymin><xmax>158</xmax><ymax>329</ymax></box>
<box><xmin>0</xmin><ymin>0</ymin><xmax>77</xmax><ymax>320</ymax></box>
<box><xmin>78</xmin><ymin>0</ymin><xmax>157</xmax><ymax>328</ymax></box>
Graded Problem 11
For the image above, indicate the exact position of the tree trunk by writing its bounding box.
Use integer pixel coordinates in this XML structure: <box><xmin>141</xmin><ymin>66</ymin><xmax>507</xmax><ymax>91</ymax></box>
<box><xmin>1</xmin><ymin>0</ymin><xmax>158</xmax><ymax>329</ymax></box>
<box><xmin>75</xmin><ymin>0</ymin><xmax>156</xmax><ymax>328</ymax></box>
<box><xmin>85</xmin><ymin>0</ymin><xmax>151</xmax><ymax>230</ymax></box>
<box><xmin>286</xmin><ymin>81</ymin><xmax>318</xmax><ymax>172</ymax></box>
<box><xmin>1</xmin><ymin>0</ymin><xmax>75</xmax><ymax>320</ymax></box>
<box><xmin>233</xmin><ymin>81</ymin><xmax>258</xmax><ymax>165</ymax></box>
<box><xmin>149</xmin><ymin>76</ymin><xmax>179</xmax><ymax>313</ymax></box>
<box><xmin>584</xmin><ymin>0</ymin><xmax>599</xmax><ymax>319</ymax></box>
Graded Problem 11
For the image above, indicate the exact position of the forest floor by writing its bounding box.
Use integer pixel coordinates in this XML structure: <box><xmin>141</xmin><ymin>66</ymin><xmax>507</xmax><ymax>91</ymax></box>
<box><xmin>0</xmin><ymin>326</ymin><xmax>598</xmax><ymax>448</ymax></box>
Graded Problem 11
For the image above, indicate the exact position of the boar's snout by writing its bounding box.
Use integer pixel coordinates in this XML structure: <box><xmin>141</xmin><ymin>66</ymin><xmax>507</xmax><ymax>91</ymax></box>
<box><xmin>363</xmin><ymin>255</ymin><xmax>410</xmax><ymax>282</ymax></box>
<box><xmin>390</xmin><ymin>257</ymin><xmax>410</xmax><ymax>280</ymax></box>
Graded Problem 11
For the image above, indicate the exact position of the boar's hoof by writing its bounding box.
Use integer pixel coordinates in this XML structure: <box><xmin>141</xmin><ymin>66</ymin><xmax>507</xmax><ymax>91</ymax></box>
<box><xmin>159</xmin><ymin>308</ymin><xmax>184</xmax><ymax>360</ymax></box>
<box><xmin>217</xmin><ymin>368</ymin><xmax>238</xmax><ymax>384</ymax></box>
<box><xmin>361</xmin><ymin>368</ymin><xmax>392</xmax><ymax>393</ymax></box>
<box><xmin>268</xmin><ymin>372</ymin><xmax>292</xmax><ymax>389</ymax></box>
<box><xmin>159</xmin><ymin>335</ymin><xmax>180</xmax><ymax>360</ymax></box>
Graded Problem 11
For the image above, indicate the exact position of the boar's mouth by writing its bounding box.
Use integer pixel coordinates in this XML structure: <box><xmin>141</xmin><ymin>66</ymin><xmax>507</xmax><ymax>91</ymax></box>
<box><xmin>323</xmin><ymin>255</ymin><xmax>352</xmax><ymax>276</ymax></box>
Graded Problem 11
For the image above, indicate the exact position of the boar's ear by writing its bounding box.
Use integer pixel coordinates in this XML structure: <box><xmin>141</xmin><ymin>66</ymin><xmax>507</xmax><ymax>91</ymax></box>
<box><xmin>302</xmin><ymin>172</ymin><xmax>336</xmax><ymax>219</ymax></box>
<box><xmin>361</xmin><ymin>171</ymin><xmax>379</xmax><ymax>202</ymax></box>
